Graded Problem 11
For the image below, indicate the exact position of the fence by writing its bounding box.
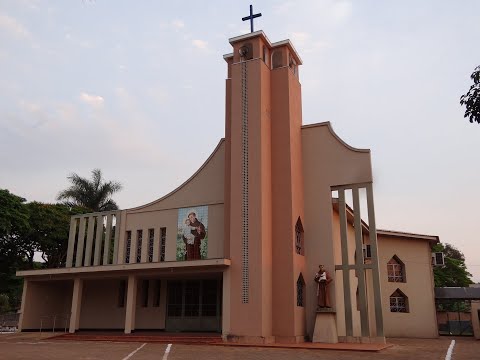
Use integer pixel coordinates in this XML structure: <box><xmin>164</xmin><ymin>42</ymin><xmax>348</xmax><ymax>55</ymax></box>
<box><xmin>0</xmin><ymin>313</ymin><xmax>19</xmax><ymax>332</ymax></box>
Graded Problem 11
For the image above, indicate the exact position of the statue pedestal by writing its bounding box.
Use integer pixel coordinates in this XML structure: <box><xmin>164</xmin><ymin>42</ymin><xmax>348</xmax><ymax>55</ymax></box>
<box><xmin>312</xmin><ymin>309</ymin><xmax>338</xmax><ymax>343</ymax></box>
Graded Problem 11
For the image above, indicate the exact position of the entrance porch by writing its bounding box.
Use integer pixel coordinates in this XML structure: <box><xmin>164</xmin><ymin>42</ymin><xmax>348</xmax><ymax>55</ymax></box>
<box><xmin>17</xmin><ymin>259</ymin><xmax>229</xmax><ymax>335</ymax></box>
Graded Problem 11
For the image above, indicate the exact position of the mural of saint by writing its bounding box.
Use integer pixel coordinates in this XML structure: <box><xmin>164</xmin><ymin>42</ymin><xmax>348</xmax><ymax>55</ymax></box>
<box><xmin>177</xmin><ymin>206</ymin><xmax>208</xmax><ymax>261</ymax></box>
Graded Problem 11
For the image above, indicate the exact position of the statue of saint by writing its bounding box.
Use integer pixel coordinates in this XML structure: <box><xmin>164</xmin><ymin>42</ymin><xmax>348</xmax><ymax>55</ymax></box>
<box><xmin>314</xmin><ymin>264</ymin><xmax>332</xmax><ymax>309</ymax></box>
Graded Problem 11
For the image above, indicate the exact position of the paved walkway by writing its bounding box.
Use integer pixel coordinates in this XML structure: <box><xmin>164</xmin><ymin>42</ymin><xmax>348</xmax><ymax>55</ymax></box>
<box><xmin>0</xmin><ymin>333</ymin><xmax>478</xmax><ymax>360</ymax></box>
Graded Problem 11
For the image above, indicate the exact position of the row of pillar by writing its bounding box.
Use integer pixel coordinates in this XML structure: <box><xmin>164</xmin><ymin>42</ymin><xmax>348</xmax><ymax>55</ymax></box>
<box><xmin>333</xmin><ymin>182</ymin><xmax>384</xmax><ymax>341</ymax></box>
<box><xmin>66</xmin><ymin>212</ymin><xmax>121</xmax><ymax>268</ymax></box>
<box><xmin>68</xmin><ymin>275</ymin><xmax>137</xmax><ymax>334</ymax></box>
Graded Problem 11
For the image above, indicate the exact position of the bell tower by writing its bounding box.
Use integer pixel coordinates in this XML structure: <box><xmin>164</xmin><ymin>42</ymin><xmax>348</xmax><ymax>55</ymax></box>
<box><xmin>223</xmin><ymin>30</ymin><xmax>306</xmax><ymax>343</ymax></box>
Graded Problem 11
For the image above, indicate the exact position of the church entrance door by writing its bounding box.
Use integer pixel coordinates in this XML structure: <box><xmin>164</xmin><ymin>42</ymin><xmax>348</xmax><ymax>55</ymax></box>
<box><xmin>165</xmin><ymin>278</ymin><xmax>222</xmax><ymax>332</ymax></box>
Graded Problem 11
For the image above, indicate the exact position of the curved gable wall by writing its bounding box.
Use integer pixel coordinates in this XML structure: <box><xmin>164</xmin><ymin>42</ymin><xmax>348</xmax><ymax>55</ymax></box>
<box><xmin>127</xmin><ymin>139</ymin><xmax>225</xmax><ymax>213</ymax></box>
<box><xmin>301</xmin><ymin>122</ymin><xmax>373</xmax><ymax>337</ymax></box>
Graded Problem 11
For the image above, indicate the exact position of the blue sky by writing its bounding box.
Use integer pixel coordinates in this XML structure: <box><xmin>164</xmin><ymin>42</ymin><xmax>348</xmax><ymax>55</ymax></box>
<box><xmin>1</xmin><ymin>0</ymin><xmax>479</xmax><ymax>281</ymax></box>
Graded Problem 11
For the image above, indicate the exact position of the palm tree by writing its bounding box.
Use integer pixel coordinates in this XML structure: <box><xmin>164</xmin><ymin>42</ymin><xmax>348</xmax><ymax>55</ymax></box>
<box><xmin>56</xmin><ymin>169</ymin><xmax>122</xmax><ymax>212</ymax></box>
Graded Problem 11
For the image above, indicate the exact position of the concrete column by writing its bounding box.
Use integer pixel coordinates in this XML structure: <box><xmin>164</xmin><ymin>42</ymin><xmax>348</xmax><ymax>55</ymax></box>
<box><xmin>75</xmin><ymin>217</ymin><xmax>87</xmax><ymax>267</ymax></box>
<box><xmin>472</xmin><ymin>301</ymin><xmax>480</xmax><ymax>340</ymax></box>
<box><xmin>338</xmin><ymin>189</ymin><xmax>353</xmax><ymax>337</ymax></box>
<box><xmin>141</xmin><ymin>228</ymin><xmax>149</xmax><ymax>263</ymax></box>
<box><xmin>352</xmin><ymin>187</ymin><xmax>370</xmax><ymax>338</ymax></box>
<box><xmin>84</xmin><ymin>216</ymin><xmax>95</xmax><ymax>266</ymax></box>
<box><xmin>17</xmin><ymin>279</ymin><xmax>29</xmax><ymax>331</ymax></box>
<box><xmin>124</xmin><ymin>275</ymin><xmax>138</xmax><ymax>334</ymax></box>
<box><xmin>93</xmin><ymin>215</ymin><xmax>104</xmax><ymax>266</ymax></box>
<box><xmin>112</xmin><ymin>211</ymin><xmax>121</xmax><ymax>264</ymax></box>
<box><xmin>103</xmin><ymin>214</ymin><xmax>113</xmax><ymax>265</ymax></box>
<box><xmin>69</xmin><ymin>278</ymin><xmax>83</xmax><ymax>333</ymax></box>
<box><xmin>153</xmin><ymin>228</ymin><xmax>160</xmax><ymax>262</ymax></box>
<box><xmin>66</xmin><ymin>218</ymin><xmax>77</xmax><ymax>268</ymax></box>
<box><xmin>366</xmin><ymin>183</ymin><xmax>385</xmax><ymax>339</ymax></box>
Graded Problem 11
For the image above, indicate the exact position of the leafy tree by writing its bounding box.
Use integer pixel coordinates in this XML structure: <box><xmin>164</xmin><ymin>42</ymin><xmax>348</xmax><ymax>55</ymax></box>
<box><xmin>0</xmin><ymin>189</ymin><xmax>31</xmax><ymax>311</ymax></box>
<box><xmin>433</xmin><ymin>243</ymin><xmax>473</xmax><ymax>287</ymax></box>
<box><xmin>56</xmin><ymin>169</ymin><xmax>122</xmax><ymax>212</ymax></box>
<box><xmin>460</xmin><ymin>65</ymin><xmax>480</xmax><ymax>124</ymax></box>
<box><xmin>25</xmin><ymin>202</ymin><xmax>89</xmax><ymax>268</ymax></box>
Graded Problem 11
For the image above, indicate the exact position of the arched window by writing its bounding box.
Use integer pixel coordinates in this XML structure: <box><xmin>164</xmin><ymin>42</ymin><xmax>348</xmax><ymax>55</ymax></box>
<box><xmin>297</xmin><ymin>273</ymin><xmax>305</xmax><ymax>307</ymax></box>
<box><xmin>295</xmin><ymin>217</ymin><xmax>304</xmax><ymax>255</ymax></box>
<box><xmin>389</xmin><ymin>289</ymin><xmax>408</xmax><ymax>313</ymax></box>
<box><xmin>387</xmin><ymin>255</ymin><xmax>405</xmax><ymax>282</ymax></box>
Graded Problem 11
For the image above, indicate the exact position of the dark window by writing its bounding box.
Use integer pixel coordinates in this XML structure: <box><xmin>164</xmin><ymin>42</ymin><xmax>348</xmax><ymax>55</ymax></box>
<box><xmin>202</xmin><ymin>280</ymin><xmax>218</xmax><ymax>316</ymax></box>
<box><xmin>184</xmin><ymin>281</ymin><xmax>200</xmax><ymax>316</ymax></box>
<box><xmin>153</xmin><ymin>280</ymin><xmax>161</xmax><ymax>307</ymax></box>
<box><xmin>167</xmin><ymin>281</ymin><xmax>183</xmax><ymax>317</ymax></box>
<box><xmin>295</xmin><ymin>217</ymin><xmax>304</xmax><ymax>255</ymax></box>
<box><xmin>297</xmin><ymin>273</ymin><xmax>305</xmax><ymax>307</ymax></box>
<box><xmin>118</xmin><ymin>280</ymin><xmax>126</xmax><ymax>307</ymax></box>
<box><xmin>160</xmin><ymin>227</ymin><xmax>166</xmax><ymax>262</ymax></box>
<box><xmin>387</xmin><ymin>256</ymin><xmax>405</xmax><ymax>282</ymax></box>
<box><xmin>125</xmin><ymin>231</ymin><xmax>131</xmax><ymax>264</ymax></box>
<box><xmin>141</xmin><ymin>280</ymin><xmax>149</xmax><ymax>307</ymax></box>
<box><xmin>390</xmin><ymin>289</ymin><xmax>408</xmax><ymax>312</ymax></box>
<box><xmin>148</xmin><ymin>229</ymin><xmax>154</xmax><ymax>262</ymax></box>
<box><xmin>136</xmin><ymin>230</ymin><xmax>143</xmax><ymax>263</ymax></box>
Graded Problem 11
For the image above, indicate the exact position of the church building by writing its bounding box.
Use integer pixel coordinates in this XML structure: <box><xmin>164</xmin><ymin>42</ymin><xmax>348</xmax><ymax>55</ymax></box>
<box><xmin>17</xmin><ymin>30</ymin><xmax>440</xmax><ymax>344</ymax></box>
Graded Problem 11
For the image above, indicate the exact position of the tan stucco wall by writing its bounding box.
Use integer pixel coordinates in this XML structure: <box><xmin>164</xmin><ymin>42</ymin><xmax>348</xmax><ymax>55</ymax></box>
<box><xmin>227</xmin><ymin>51</ymin><xmax>274</xmax><ymax>340</ymax></box>
<box><xmin>135</xmin><ymin>279</ymin><xmax>167</xmax><ymax>329</ymax></box>
<box><xmin>302</xmin><ymin>122</ymin><xmax>373</xmax><ymax>338</ymax></box>
<box><xmin>20</xmin><ymin>280</ymin><xmax>73</xmax><ymax>330</ymax></box>
<box><xmin>80</xmin><ymin>279</ymin><xmax>126</xmax><ymax>329</ymax></box>
<box><xmin>377</xmin><ymin>235</ymin><xmax>438</xmax><ymax>338</ymax></box>
<box><xmin>100</xmin><ymin>140</ymin><xmax>225</xmax><ymax>266</ymax></box>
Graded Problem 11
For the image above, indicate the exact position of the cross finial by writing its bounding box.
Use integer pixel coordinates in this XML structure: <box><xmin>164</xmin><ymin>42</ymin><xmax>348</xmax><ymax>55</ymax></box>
<box><xmin>242</xmin><ymin>5</ymin><xmax>262</xmax><ymax>33</ymax></box>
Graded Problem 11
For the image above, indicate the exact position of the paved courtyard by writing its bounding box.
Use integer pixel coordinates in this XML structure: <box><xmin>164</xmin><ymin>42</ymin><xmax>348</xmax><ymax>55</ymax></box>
<box><xmin>0</xmin><ymin>333</ymin><xmax>479</xmax><ymax>360</ymax></box>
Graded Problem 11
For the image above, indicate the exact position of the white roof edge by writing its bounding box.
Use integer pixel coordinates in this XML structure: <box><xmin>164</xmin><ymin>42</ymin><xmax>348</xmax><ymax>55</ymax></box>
<box><xmin>228</xmin><ymin>30</ymin><xmax>271</xmax><ymax>45</ymax></box>
<box><xmin>227</xmin><ymin>31</ymin><xmax>303</xmax><ymax>65</ymax></box>
<box><xmin>271</xmin><ymin>39</ymin><xmax>303</xmax><ymax>65</ymax></box>
<box><xmin>223</xmin><ymin>53</ymin><xmax>233</xmax><ymax>59</ymax></box>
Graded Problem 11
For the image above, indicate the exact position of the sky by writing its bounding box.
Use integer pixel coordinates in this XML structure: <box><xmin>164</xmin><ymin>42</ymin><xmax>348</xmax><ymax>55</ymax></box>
<box><xmin>1</xmin><ymin>1</ymin><xmax>479</xmax><ymax>281</ymax></box>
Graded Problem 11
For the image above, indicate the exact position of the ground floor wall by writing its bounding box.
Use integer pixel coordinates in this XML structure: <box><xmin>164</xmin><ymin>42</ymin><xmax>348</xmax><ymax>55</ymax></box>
<box><xmin>19</xmin><ymin>280</ymin><xmax>73</xmax><ymax>331</ymax></box>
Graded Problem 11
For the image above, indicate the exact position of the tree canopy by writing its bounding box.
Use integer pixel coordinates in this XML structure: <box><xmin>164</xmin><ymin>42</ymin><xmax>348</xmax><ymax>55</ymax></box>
<box><xmin>56</xmin><ymin>169</ymin><xmax>122</xmax><ymax>212</ymax></box>
<box><xmin>433</xmin><ymin>243</ymin><xmax>473</xmax><ymax>287</ymax></box>
<box><xmin>460</xmin><ymin>65</ymin><xmax>480</xmax><ymax>124</ymax></box>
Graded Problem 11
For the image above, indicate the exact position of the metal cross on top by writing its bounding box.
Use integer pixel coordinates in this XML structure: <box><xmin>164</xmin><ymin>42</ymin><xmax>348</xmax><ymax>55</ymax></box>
<box><xmin>242</xmin><ymin>5</ymin><xmax>262</xmax><ymax>33</ymax></box>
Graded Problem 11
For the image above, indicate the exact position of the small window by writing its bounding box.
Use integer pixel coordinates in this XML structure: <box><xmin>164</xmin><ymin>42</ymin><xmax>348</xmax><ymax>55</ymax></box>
<box><xmin>125</xmin><ymin>231</ymin><xmax>132</xmax><ymax>264</ymax></box>
<box><xmin>387</xmin><ymin>256</ymin><xmax>405</xmax><ymax>282</ymax></box>
<box><xmin>141</xmin><ymin>280</ymin><xmax>149</xmax><ymax>307</ymax></box>
<box><xmin>160</xmin><ymin>227</ymin><xmax>166</xmax><ymax>262</ymax></box>
<box><xmin>148</xmin><ymin>229</ymin><xmax>154</xmax><ymax>262</ymax></box>
<box><xmin>136</xmin><ymin>230</ymin><xmax>143</xmax><ymax>263</ymax></box>
<box><xmin>296</xmin><ymin>273</ymin><xmax>305</xmax><ymax>307</ymax></box>
<box><xmin>295</xmin><ymin>217</ymin><xmax>304</xmax><ymax>255</ymax></box>
<box><xmin>390</xmin><ymin>289</ymin><xmax>408</xmax><ymax>313</ymax></box>
<box><xmin>118</xmin><ymin>280</ymin><xmax>126</xmax><ymax>307</ymax></box>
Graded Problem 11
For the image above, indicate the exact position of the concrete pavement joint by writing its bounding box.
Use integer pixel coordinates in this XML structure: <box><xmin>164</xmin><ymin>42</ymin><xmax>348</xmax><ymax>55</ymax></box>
<box><xmin>121</xmin><ymin>342</ymin><xmax>147</xmax><ymax>360</ymax></box>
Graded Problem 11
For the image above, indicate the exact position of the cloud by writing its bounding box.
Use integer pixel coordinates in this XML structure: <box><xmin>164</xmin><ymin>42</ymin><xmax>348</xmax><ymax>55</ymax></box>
<box><xmin>79</xmin><ymin>92</ymin><xmax>104</xmax><ymax>107</ymax></box>
<box><xmin>192</xmin><ymin>39</ymin><xmax>208</xmax><ymax>50</ymax></box>
<box><xmin>331</xmin><ymin>1</ymin><xmax>353</xmax><ymax>23</ymax></box>
<box><xmin>172</xmin><ymin>19</ymin><xmax>185</xmax><ymax>30</ymax></box>
<box><xmin>0</xmin><ymin>12</ymin><xmax>31</xmax><ymax>38</ymax></box>
<box><xmin>290</xmin><ymin>32</ymin><xmax>330</xmax><ymax>54</ymax></box>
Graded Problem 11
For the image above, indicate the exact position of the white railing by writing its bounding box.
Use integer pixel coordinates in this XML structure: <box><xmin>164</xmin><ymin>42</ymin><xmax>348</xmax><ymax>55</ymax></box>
<box><xmin>39</xmin><ymin>313</ymin><xmax>70</xmax><ymax>334</ymax></box>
